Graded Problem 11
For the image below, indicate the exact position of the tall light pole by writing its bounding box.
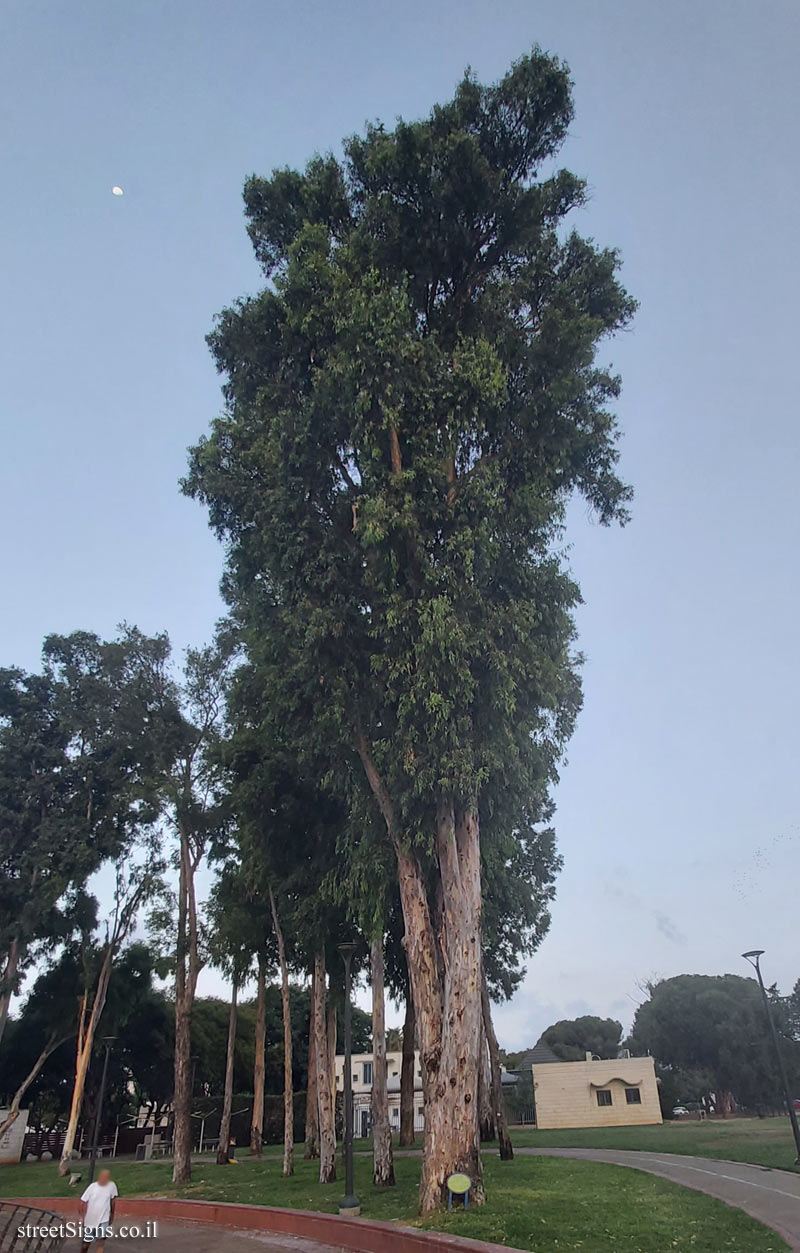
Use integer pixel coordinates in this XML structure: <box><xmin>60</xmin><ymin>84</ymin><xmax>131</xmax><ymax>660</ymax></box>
<box><xmin>88</xmin><ymin>1037</ymin><xmax>116</xmax><ymax>1183</ymax></box>
<box><xmin>338</xmin><ymin>942</ymin><xmax>360</xmax><ymax>1217</ymax></box>
<box><xmin>742</xmin><ymin>950</ymin><xmax>800</xmax><ymax>1164</ymax></box>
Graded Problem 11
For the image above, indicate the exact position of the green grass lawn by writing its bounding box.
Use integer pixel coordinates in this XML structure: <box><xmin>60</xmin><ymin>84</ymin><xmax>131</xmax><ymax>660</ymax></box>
<box><xmin>506</xmin><ymin>1116</ymin><xmax>800</xmax><ymax>1172</ymax></box>
<box><xmin>0</xmin><ymin>1151</ymin><xmax>787</xmax><ymax>1251</ymax></box>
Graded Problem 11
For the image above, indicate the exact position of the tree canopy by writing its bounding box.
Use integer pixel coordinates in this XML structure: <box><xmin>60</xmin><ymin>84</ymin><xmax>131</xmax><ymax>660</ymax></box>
<box><xmin>630</xmin><ymin>974</ymin><xmax>800</xmax><ymax>1111</ymax></box>
<box><xmin>540</xmin><ymin>1015</ymin><xmax>623</xmax><ymax>1062</ymax></box>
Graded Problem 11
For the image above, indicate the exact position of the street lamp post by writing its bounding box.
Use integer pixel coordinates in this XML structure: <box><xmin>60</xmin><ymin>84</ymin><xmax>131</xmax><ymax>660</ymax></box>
<box><xmin>88</xmin><ymin>1037</ymin><xmax>116</xmax><ymax>1183</ymax></box>
<box><xmin>742</xmin><ymin>950</ymin><xmax>800</xmax><ymax>1164</ymax></box>
<box><xmin>338</xmin><ymin>942</ymin><xmax>360</xmax><ymax>1217</ymax></box>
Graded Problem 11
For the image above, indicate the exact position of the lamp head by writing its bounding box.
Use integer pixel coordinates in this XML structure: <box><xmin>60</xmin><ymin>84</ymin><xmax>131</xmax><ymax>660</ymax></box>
<box><xmin>338</xmin><ymin>941</ymin><xmax>358</xmax><ymax>961</ymax></box>
<box><xmin>742</xmin><ymin>950</ymin><xmax>765</xmax><ymax>971</ymax></box>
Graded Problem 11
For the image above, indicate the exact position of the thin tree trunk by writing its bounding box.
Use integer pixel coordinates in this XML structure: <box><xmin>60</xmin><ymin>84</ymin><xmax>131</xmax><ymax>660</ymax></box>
<box><xmin>0</xmin><ymin>1032</ymin><xmax>69</xmax><ymax>1139</ymax></box>
<box><xmin>58</xmin><ymin>943</ymin><xmax>115</xmax><ymax>1175</ymax></box>
<box><xmin>327</xmin><ymin>1002</ymin><xmax>337</xmax><ymax>1122</ymax></box>
<box><xmin>481</xmin><ymin>971</ymin><xmax>513</xmax><ymax>1160</ymax></box>
<box><xmin>371</xmin><ymin>935</ymin><xmax>395</xmax><ymax>1186</ymax></box>
<box><xmin>304</xmin><ymin>968</ymin><xmax>319</xmax><ymax>1160</ymax></box>
<box><xmin>313</xmin><ymin>952</ymin><xmax>336</xmax><ymax>1182</ymax></box>
<box><xmin>478</xmin><ymin>1018</ymin><xmax>495</xmax><ymax>1141</ymax></box>
<box><xmin>172</xmin><ymin>831</ymin><xmax>200</xmax><ymax>1184</ymax></box>
<box><xmin>250</xmin><ymin>953</ymin><xmax>266</xmax><ymax>1157</ymax></box>
<box><xmin>399</xmin><ymin>988</ymin><xmax>416</xmax><ymax>1147</ymax></box>
<box><xmin>172</xmin><ymin>1002</ymin><xmax>192</xmax><ymax>1173</ymax></box>
<box><xmin>269</xmin><ymin>886</ymin><xmax>294</xmax><ymax>1176</ymax></box>
<box><xmin>216</xmin><ymin>980</ymin><xmax>238</xmax><ymax>1164</ymax></box>
<box><xmin>0</xmin><ymin>937</ymin><xmax>21</xmax><ymax>1049</ymax></box>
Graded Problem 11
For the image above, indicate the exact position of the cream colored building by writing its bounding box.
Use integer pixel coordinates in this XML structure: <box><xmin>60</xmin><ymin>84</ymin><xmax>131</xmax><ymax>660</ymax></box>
<box><xmin>533</xmin><ymin>1052</ymin><xmax>662</xmax><ymax>1129</ymax></box>
<box><xmin>334</xmin><ymin>1051</ymin><xmax>425</xmax><ymax>1138</ymax></box>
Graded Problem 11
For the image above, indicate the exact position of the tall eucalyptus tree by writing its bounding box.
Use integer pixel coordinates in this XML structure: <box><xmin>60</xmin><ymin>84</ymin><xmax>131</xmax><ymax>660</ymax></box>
<box><xmin>186</xmin><ymin>49</ymin><xmax>634</xmax><ymax>1209</ymax></box>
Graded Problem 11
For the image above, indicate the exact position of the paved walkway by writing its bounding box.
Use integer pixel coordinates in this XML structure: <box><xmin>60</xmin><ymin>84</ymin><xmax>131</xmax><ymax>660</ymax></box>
<box><xmin>63</xmin><ymin>1220</ymin><xmax>345</xmax><ymax>1252</ymax></box>
<box><xmin>519</xmin><ymin>1147</ymin><xmax>800</xmax><ymax>1250</ymax></box>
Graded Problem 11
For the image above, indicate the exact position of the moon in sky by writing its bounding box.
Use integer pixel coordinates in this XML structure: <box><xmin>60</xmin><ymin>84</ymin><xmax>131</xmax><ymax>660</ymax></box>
<box><xmin>112</xmin><ymin>186</ymin><xmax>124</xmax><ymax>196</ymax></box>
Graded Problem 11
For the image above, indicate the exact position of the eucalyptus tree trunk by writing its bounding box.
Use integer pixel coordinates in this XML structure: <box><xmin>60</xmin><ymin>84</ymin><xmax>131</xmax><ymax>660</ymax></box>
<box><xmin>172</xmin><ymin>830</ymin><xmax>201</xmax><ymax>1184</ymax></box>
<box><xmin>58</xmin><ymin>943</ymin><xmax>115</xmax><ymax>1176</ymax></box>
<box><xmin>356</xmin><ymin>738</ymin><xmax>484</xmax><ymax>1212</ymax></box>
<box><xmin>313</xmin><ymin>952</ymin><xmax>336</xmax><ymax>1182</ymax></box>
<box><xmin>418</xmin><ymin>802</ymin><xmax>484</xmax><ymax>1209</ymax></box>
<box><xmin>216</xmin><ymin>980</ymin><xmax>238</xmax><ymax>1164</ymax></box>
<box><xmin>0</xmin><ymin>937</ymin><xmax>21</xmax><ymax>1049</ymax></box>
<box><xmin>399</xmin><ymin>989</ymin><xmax>416</xmax><ymax>1147</ymax></box>
<box><xmin>326</xmin><ymin>1002</ymin><xmax>337</xmax><ymax>1123</ymax></box>
<box><xmin>370</xmin><ymin>936</ymin><xmax>395</xmax><ymax>1187</ymax></box>
<box><xmin>250</xmin><ymin>953</ymin><xmax>266</xmax><ymax>1157</ymax></box>
<box><xmin>478</xmin><ymin>1019</ymin><xmax>495</xmax><ymax>1141</ymax></box>
<box><xmin>304</xmin><ymin>968</ymin><xmax>319</xmax><ymax>1160</ymax></box>
<box><xmin>481</xmin><ymin>971</ymin><xmax>513</xmax><ymax>1160</ymax></box>
<box><xmin>269</xmin><ymin>886</ymin><xmax>294</xmax><ymax>1176</ymax></box>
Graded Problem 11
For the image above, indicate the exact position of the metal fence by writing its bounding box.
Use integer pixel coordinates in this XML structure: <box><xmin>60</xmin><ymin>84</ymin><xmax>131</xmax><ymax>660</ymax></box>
<box><xmin>0</xmin><ymin>1204</ymin><xmax>65</xmax><ymax>1252</ymax></box>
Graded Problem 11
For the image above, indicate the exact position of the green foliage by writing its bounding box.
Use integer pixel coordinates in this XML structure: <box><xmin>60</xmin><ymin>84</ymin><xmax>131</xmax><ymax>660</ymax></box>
<box><xmin>630</xmin><ymin>974</ymin><xmax>800</xmax><ymax>1110</ymax></box>
<box><xmin>0</xmin><ymin>949</ymin><xmax>82</xmax><ymax>1108</ymax></box>
<box><xmin>205</xmin><ymin>858</ymin><xmax>267</xmax><ymax>984</ymax></box>
<box><xmin>190</xmin><ymin>988</ymin><xmax>370</xmax><ymax>1098</ymax></box>
<box><xmin>0</xmin><ymin>628</ymin><xmax>177</xmax><ymax>1017</ymax></box>
<box><xmin>540</xmin><ymin>1015</ymin><xmax>623</xmax><ymax>1062</ymax></box>
<box><xmin>185</xmin><ymin>49</ymin><xmax>635</xmax><ymax>1009</ymax></box>
<box><xmin>0</xmin><ymin>940</ymin><xmax>172</xmax><ymax>1134</ymax></box>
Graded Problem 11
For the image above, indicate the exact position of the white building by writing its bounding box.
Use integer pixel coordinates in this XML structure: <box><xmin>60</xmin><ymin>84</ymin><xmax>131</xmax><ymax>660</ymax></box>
<box><xmin>334</xmin><ymin>1050</ymin><xmax>519</xmax><ymax>1138</ymax></box>
<box><xmin>334</xmin><ymin>1051</ymin><xmax>425</xmax><ymax>1138</ymax></box>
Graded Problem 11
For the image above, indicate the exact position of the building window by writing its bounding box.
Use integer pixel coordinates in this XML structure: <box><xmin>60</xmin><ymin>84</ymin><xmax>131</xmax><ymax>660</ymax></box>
<box><xmin>362</xmin><ymin>1062</ymin><xmax>373</xmax><ymax>1084</ymax></box>
<box><xmin>625</xmin><ymin>1088</ymin><xmax>642</xmax><ymax>1105</ymax></box>
<box><xmin>596</xmin><ymin>1090</ymin><xmax>613</xmax><ymax>1107</ymax></box>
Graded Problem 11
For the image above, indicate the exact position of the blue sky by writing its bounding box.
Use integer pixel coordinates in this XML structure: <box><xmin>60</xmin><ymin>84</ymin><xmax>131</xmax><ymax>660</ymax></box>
<box><xmin>2</xmin><ymin>0</ymin><xmax>798</xmax><ymax>1045</ymax></box>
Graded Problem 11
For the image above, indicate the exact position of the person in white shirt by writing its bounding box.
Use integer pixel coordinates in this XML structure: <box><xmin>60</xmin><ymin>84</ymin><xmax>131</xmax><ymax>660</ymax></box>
<box><xmin>79</xmin><ymin>1168</ymin><xmax>118</xmax><ymax>1251</ymax></box>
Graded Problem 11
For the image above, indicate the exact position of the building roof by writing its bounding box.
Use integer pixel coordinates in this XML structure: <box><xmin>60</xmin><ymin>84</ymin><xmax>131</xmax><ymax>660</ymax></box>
<box><xmin>521</xmin><ymin>1041</ymin><xmax>562</xmax><ymax>1066</ymax></box>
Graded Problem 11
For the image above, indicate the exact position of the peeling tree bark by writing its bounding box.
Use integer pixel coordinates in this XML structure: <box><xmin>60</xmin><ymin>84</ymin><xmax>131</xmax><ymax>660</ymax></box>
<box><xmin>304</xmin><ymin>969</ymin><xmax>319</xmax><ymax>1160</ymax></box>
<box><xmin>269</xmin><ymin>886</ymin><xmax>294</xmax><ymax>1177</ymax></box>
<box><xmin>0</xmin><ymin>937</ymin><xmax>21</xmax><ymax>1049</ymax></box>
<box><xmin>59</xmin><ymin>867</ymin><xmax>147</xmax><ymax>1179</ymax></box>
<box><xmin>481</xmin><ymin>971</ymin><xmax>513</xmax><ymax>1160</ymax></box>
<box><xmin>399</xmin><ymin>988</ymin><xmax>416</xmax><ymax>1147</ymax></box>
<box><xmin>326</xmin><ymin>1001</ymin><xmax>337</xmax><ymax>1126</ymax></box>
<box><xmin>418</xmin><ymin>802</ymin><xmax>484</xmax><ymax>1211</ymax></box>
<box><xmin>173</xmin><ymin>829</ymin><xmax>202</xmax><ymax>1184</ymax></box>
<box><xmin>314</xmin><ymin>952</ymin><xmax>336</xmax><ymax>1182</ymax></box>
<box><xmin>217</xmin><ymin>980</ymin><xmax>238</xmax><ymax>1164</ymax></box>
<box><xmin>478</xmin><ymin>1018</ymin><xmax>495</xmax><ymax>1141</ymax></box>
<box><xmin>58</xmin><ymin>946</ymin><xmax>114</xmax><ymax>1176</ymax></box>
<box><xmin>250</xmin><ymin>953</ymin><xmax>266</xmax><ymax>1157</ymax></box>
<box><xmin>370</xmin><ymin>935</ymin><xmax>395</xmax><ymax>1187</ymax></box>
<box><xmin>355</xmin><ymin>734</ymin><xmax>484</xmax><ymax>1212</ymax></box>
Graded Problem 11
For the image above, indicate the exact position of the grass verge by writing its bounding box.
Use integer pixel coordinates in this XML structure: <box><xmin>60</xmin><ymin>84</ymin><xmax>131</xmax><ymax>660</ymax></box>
<box><xmin>0</xmin><ymin>1151</ymin><xmax>787</xmax><ymax>1251</ymax></box>
<box><xmin>506</xmin><ymin>1116</ymin><xmax>800</xmax><ymax>1172</ymax></box>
